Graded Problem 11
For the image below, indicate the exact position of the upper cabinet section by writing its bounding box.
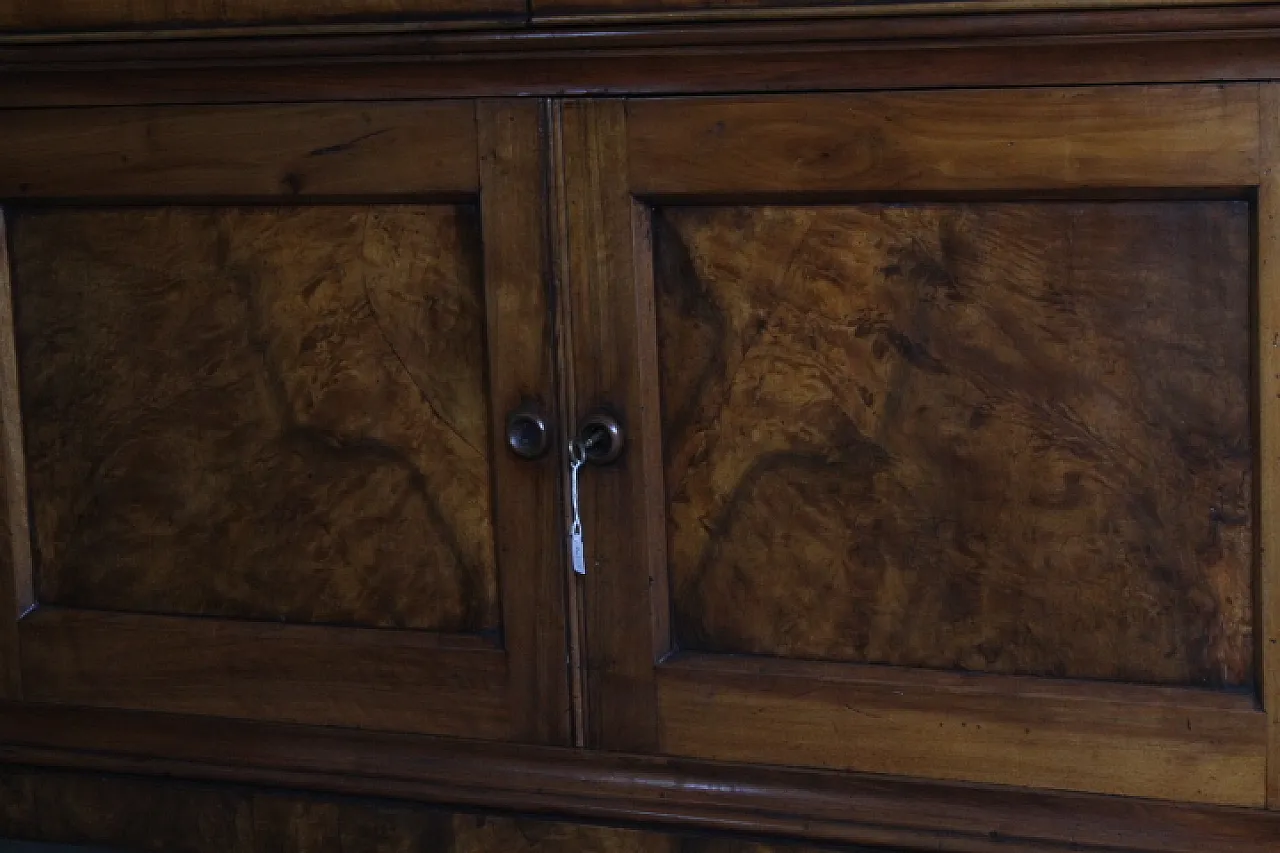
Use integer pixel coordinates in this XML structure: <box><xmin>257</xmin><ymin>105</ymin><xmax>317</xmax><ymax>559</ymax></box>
<box><xmin>0</xmin><ymin>0</ymin><xmax>523</xmax><ymax>36</ymax></box>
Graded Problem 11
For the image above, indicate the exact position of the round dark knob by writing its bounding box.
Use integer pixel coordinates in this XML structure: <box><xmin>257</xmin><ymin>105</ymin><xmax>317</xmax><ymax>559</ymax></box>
<box><xmin>577</xmin><ymin>411</ymin><xmax>624</xmax><ymax>465</ymax></box>
<box><xmin>506</xmin><ymin>405</ymin><xmax>550</xmax><ymax>460</ymax></box>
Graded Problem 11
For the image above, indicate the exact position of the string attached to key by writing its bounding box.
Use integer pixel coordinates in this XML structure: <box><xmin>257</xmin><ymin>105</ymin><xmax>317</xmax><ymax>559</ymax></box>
<box><xmin>567</xmin><ymin>428</ymin><xmax>607</xmax><ymax>576</ymax></box>
<box><xmin>568</xmin><ymin>438</ymin><xmax>588</xmax><ymax>576</ymax></box>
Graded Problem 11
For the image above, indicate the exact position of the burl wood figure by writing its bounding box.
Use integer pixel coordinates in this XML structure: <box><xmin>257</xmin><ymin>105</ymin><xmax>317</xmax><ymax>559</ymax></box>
<box><xmin>10</xmin><ymin>206</ymin><xmax>498</xmax><ymax>633</ymax></box>
<box><xmin>656</xmin><ymin>202</ymin><xmax>1253</xmax><ymax>688</ymax></box>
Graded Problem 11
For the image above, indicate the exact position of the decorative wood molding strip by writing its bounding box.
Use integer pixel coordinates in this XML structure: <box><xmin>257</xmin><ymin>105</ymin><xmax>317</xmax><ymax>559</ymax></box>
<box><xmin>627</xmin><ymin>86</ymin><xmax>1261</xmax><ymax>195</ymax></box>
<box><xmin>657</xmin><ymin>655</ymin><xmax>1267</xmax><ymax>807</ymax></box>
<box><xmin>9</xmin><ymin>4</ymin><xmax>1280</xmax><ymax>61</ymax></box>
<box><xmin>4</xmin><ymin>25</ymin><xmax>1280</xmax><ymax>106</ymax></box>
<box><xmin>0</xmin><ymin>101</ymin><xmax>479</xmax><ymax>198</ymax></box>
<box><xmin>1</xmin><ymin>702</ymin><xmax>1278</xmax><ymax>853</ymax></box>
<box><xmin>0</xmin><ymin>4</ymin><xmax>523</xmax><ymax>43</ymax></box>
<box><xmin>0</xmin><ymin>211</ymin><xmax>28</xmax><ymax>703</ymax></box>
<box><xmin>530</xmin><ymin>0</ymin><xmax>1280</xmax><ymax>26</ymax></box>
<box><xmin>17</xmin><ymin>609</ymin><xmax>513</xmax><ymax>738</ymax></box>
<box><xmin>0</xmin><ymin>0</ymin><xmax>1275</xmax><ymax>45</ymax></box>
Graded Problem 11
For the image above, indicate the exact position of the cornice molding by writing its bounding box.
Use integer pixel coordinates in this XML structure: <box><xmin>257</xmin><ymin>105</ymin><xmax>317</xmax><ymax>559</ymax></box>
<box><xmin>4</xmin><ymin>3</ymin><xmax>1280</xmax><ymax>62</ymax></box>
<box><xmin>1</xmin><ymin>29</ymin><xmax>1278</xmax><ymax>106</ymax></box>
<box><xmin>0</xmin><ymin>0</ymin><xmax>1273</xmax><ymax>45</ymax></box>
<box><xmin>3</xmin><ymin>3</ymin><xmax>1280</xmax><ymax>107</ymax></box>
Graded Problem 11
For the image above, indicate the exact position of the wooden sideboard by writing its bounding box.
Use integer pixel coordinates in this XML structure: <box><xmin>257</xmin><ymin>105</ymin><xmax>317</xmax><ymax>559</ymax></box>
<box><xmin>3</xmin><ymin>3</ymin><xmax>1280</xmax><ymax>852</ymax></box>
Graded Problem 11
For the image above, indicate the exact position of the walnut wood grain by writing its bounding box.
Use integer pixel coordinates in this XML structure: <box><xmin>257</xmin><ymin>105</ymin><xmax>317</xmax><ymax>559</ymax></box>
<box><xmin>0</xmin><ymin>210</ymin><xmax>33</xmax><ymax>701</ymax></box>
<box><xmin>0</xmin><ymin>212</ymin><xmax>12</xmax><ymax>701</ymax></box>
<box><xmin>11</xmin><ymin>4</ymin><xmax>1280</xmax><ymax>59</ymax></box>
<box><xmin>0</xmin><ymin>102</ymin><xmax>478</xmax><ymax>198</ymax></box>
<box><xmin>1259</xmin><ymin>84</ymin><xmax>1280</xmax><ymax>810</ymax></box>
<box><xmin>477</xmin><ymin>100</ymin><xmax>573</xmax><ymax>745</ymax></box>
<box><xmin>3</xmin><ymin>36</ymin><xmax>1280</xmax><ymax>109</ymax></box>
<box><xmin>7</xmin><ymin>3</ymin><xmax>1280</xmax><ymax>57</ymax></box>
<box><xmin>558</xmin><ymin>99</ymin><xmax>671</xmax><ymax>752</ymax></box>
<box><xmin>3</xmin><ymin>702</ymin><xmax>1280</xmax><ymax>853</ymax></box>
<box><xmin>656</xmin><ymin>653</ymin><xmax>1266</xmax><ymax>806</ymax></box>
<box><xmin>549</xmin><ymin>99</ymin><xmax>591</xmax><ymax>747</ymax></box>
<box><xmin>0</xmin><ymin>0</ymin><xmax>1264</xmax><ymax>35</ymax></box>
<box><xmin>656</xmin><ymin>201</ymin><xmax>1253</xmax><ymax>688</ymax></box>
<box><xmin>0</xmin><ymin>0</ymin><xmax>521</xmax><ymax>34</ymax></box>
<box><xmin>18</xmin><ymin>608</ymin><xmax>512</xmax><ymax>737</ymax></box>
<box><xmin>628</xmin><ymin>86</ymin><xmax>1259</xmax><ymax>195</ymax></box>
<box><xmin>11</xmin><ymin>206</ymin><xmax>499</xmax><ymax>633</ymax></box>
<box><xmin>0</xmin><ymin>767</ymin><xmax>683</xmax><ymax>853</ymax></box>
<box><xmin>532</xmin><ymin>0</ymin><xmax>1270</xmax><ymax>22</ymax></box>
<box><xmin>1</xmin><ymin>763</ymin><xmax>932</xmax><ymax>853</ymax></box>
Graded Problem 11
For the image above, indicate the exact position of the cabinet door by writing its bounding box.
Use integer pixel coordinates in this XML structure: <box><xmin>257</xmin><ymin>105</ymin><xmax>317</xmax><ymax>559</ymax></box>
<box><xmin>0</xmin><ymin>100</ymin><xmax>571</xmax><ymax>745</ymax></box>
<box><xmin>559</xmin><ymin>86</ymin><xmax>1279</xmax><ymax>805</ymax></box>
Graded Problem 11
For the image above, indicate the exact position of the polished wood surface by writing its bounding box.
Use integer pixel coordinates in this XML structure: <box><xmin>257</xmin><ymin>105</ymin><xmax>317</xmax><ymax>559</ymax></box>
<box><xmin>0</xmin><ymin>764</ymin><xmax>926</xmax><ymax>853</ymax></box>
<box><xmin>657</xmin><ymin>201</ymin><xmax>1253</xmax><ymax>687</ymax></box>
<box><xmin>0</xmin><ymin>212</ymin><xmax>32</xmax><ymax>701</ymax></box>
<box><xmin>558</xmin><ymin>99</ymin><xmax>671</xmax><ymax>752</ymax></box>
<box><xmin>657</xmin><ymin>653</ymin><xmax>1265</xmax><ymax>805</ymax></box>
<box><xmin>0</xmin><ymin>213</ymin><xmax>12</xmax><ymax>701</ymax></box>
<box><xmin>0</xmin><ymin>15</ymin><xmax>1276</xmax><ymax>847</ymax></box>
<box><xmin>0</xmin><ymin>0</ymin><xmax>1266</xmax><ymax>38</ymax></box>
<box><xmin>3</xmin><ymin>703</ymin><xmax>1280</xmax><ymax>853</ymax></box>
<box><xmin>9</xmin><ymin>2</ymin><xmax>1280</xmax><ymax>57</ymax></box>
<box><xmin>12</xmin><ymin>205</ymin><xmax>497</xmax><ymax>632</ymax></box>
<box><xmin>566</xmin><ymin>84</ymin><xmax>1272</xmax><ymax>809</ymax></box>
<box><xmin>5</xmin><ymin>32</ymin><xmax>1280</xmax><ymax>108</ymax></box>
<box><xmin>477</xmin><ymin>100</ymin><xmax>574</xmax><ymax>744</ymax></box>
<box><xmin>1259</xmin><ymin>84</ymin><xmax>1280</xmax><ymax>809</ymax></box>
<box><xmin>0</xmin><ymin>102</ymin><xmax>478</xmax><ymax>198</ymax></box>
<box><xmin>0</xmin><ymin>0</ymin><xmax>521</xmax><ymax>35</ymax></box>
<box><xmin>0</xmin><ymin>767</ymin><xmax>673</xmax><ymax>853</ymax></box>
<box><xmin>629</xmin><ymin>87</ymin><xmax>1258</xmax><ymax>196</ymax></box>
<box><xmin>550</xmin><ymin>101</ymin><xmax>590</xmax><ymax>745</ymax></box>
<box><xmin>0</xmin><ymin>98</ymin><xmax>570</xmax><ymax>744</ymax></box>
<box><xmin>531</xmin><ymin>0</ymin><xmax>1270</xmax><ymax>23</ymax></box>
<box><xmin>19</xmin><ymin>608</ymin><xmax>513</xmax><ymax>736</ymax></box>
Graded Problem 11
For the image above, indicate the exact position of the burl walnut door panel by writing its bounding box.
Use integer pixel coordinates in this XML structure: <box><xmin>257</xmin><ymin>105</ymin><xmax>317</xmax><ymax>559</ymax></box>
<box><xmin>657</xmin><ymin>201</ymin><xmax>1252</xmax><ymax>688</ymax></box>
<box><xmin>0</xmin><ymin>101</ymin><xmax>571</xmax><ymax>745</ymax></box>
<box><xmin>559</xmin><ymin>86</ymin><xmax>1278</xmax><ymax>806</ymax></box>
<box><xmin>15</xmin><ymin>206</ymin><xmax>496</xmax><ymax>632</ymax></box>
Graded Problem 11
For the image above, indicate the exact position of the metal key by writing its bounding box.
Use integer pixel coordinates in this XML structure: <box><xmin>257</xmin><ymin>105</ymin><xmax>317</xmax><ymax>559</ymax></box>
<box><xmin>568</xmin><ymin>438</ymin><xmax>588</xmax><ymax>575</ymax></box>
